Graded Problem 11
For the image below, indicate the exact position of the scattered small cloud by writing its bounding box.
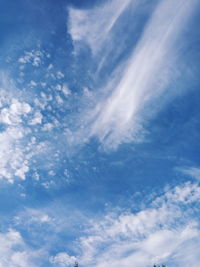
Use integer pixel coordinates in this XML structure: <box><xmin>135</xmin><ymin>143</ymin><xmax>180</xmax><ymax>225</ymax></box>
<box><xmin>18</xmin><ymin>50</ymin><xmax>44</xmax><ymax>67</ymax></box>
<box><xmin>179</xmin><ymin>166</ymin><xmax>200</xmax><ymax>181</ymax></box>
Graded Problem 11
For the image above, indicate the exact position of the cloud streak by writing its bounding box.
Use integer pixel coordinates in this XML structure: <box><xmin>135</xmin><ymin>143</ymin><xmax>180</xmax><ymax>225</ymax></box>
<box><xmin>71</xmin><ymin>0</ymin><xmax>198</xmax><ymax>149</ymax></box>
<box><xmin>68</xmin><ymin>0</ymin><xmax>132</xmax><ymax>54</ymax></box>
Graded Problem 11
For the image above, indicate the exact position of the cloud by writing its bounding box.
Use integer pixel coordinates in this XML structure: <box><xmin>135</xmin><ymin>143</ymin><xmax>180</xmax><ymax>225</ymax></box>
<box><xmin>68</xmin><ymin>0</ymin><xmax>132</xmax><ymax>54</ymax></box>
<box><xmin>0</xmin><ymin>75</ymin><xmax>48</xmax><ymax>182</ymax></box>
<box><xmin>1</xmin><ymin>229</ymin><xmax>77</xmax><ymax>267</ymax></box>
<box><xmin>18</xmin><ymin>50</ymin><xmax>44</xmax><ymax>67</ymax></box>
<box><xmin>14</xmin><ymin>208</ymin><xmax>53</xmax><ymax>226</ymax></box>
<box><xmin>0</xmin><ymin>69</ymin><xmax>72</xmax><ymax>183</ymax></box>
<box><xmin>0</xmin><ymin>126</ymin><xmax>31</xmax><ymax>181</ymax></box>
<box><xmin>164</xmin><ymin>181</ymin><xmax>200</xmax><ymax>203</ymax></box>
<box><xmin>0</xmin><ymin>100</ymin><xmax>31</xmax><ymax>125</ymax></box>
<box><xmin>2</xmin><ymin>182</ymin><xmax>199</xmax><ymax>267</ymax></box>
<box><xmin>29</xmin><ymin>111</ymin><xmax>43</xmax><ymax>125</ymax></box>
<box><xmin>70</xmin><ymin>0</ymin><xmax>198</xmax><ymax>150</ymax></box>
<box><xmin>0</xmin><ymin>94</ymin><xmax>35</xmax><ymax>181</ymax></box>
<box><xmin>0</xmin><ymin>229</ymin><xmax>39</xmax><ymax>267</ymax></box>
<box><xmin>50</xmin><ymin>252</ymin><xmax>77</xmax><ymax>267</ymax></box>
<box><xmin>179</xmin><ymin>166</ymin><xmax>200</xmax><ymax>181</ymax></box>
<box><xmin>75</xmin><ymin>182</ymin><xmax>200</xmax><ymax>267</ymax></box>
<box><xmin>10</xmin><ymin>205</ymin><xmax>87</xmax><ymax>265</ymax></box>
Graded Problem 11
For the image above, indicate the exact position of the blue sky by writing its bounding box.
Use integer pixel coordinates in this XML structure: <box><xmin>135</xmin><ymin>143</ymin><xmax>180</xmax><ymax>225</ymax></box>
<box><xmin>0</xmin><ymin>0</ymin><xmax>200</xmax><ymax>266</ymax></box>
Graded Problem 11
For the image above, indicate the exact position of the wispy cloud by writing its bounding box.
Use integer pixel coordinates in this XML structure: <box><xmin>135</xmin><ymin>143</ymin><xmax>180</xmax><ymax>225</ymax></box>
<box><xmin>179</xmin><ymin>166</ymin><xmax>200</xmax><ymax>181</ymax></box>
<box><xmin>68</xmin><ymin>0</ymin><xmax>132</xmax><ymax>54</ymax></box>
<box><xmin>70</xmin><ymin>0</ymin><xmax>198</xmax><ymax>150</ymax></box>
<box><xmin>75</xmin><ymin>182</ymin><xmax>200</xmax><ymax>267</ymax></box>
<box><xmin>2</xmin><ymin>181</ymin><xmax>200</xmax><ymax>266</ymax></box>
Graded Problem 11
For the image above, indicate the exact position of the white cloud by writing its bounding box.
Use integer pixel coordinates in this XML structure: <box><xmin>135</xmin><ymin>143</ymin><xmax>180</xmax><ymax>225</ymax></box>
<box><xmin>76</xmin><ymin>182</ymin><xmax>200</xmax><ymax>267</ymax></box>
<box><xmin>56</xmin><ymin>71</ymin><xmax>65</xmax><ymax>79</ymax></box>
<box><xmin>0</xmin><ymin>100</ymin><xmax>31</xmax><ymax>125</ymax></box>
<box><xmin>0</xmin><ymin>98</ymin><xmax>33</xmax><ymax>181</ymax></box>
<box><xmin>29</xmin><ymin>80</ymin><xmax>37</xmax><ymax>87</ymax></box>
<box><xmin>0</xmin><ymin>77</ymin><xmax>33</xmax><ymax>181</ymax></box>
<box><xmin>62</xmin><ymin>84</ymin><xmax>71</xmax><ymax>96</ymax></box>
<box><xmin>42</xmin><ymin>122</ymin><xmax>54</xmax><ymax>131</ymax></box>
<box><xmin>0</xmin><ymin>72</ymin><xmax>62</xmax><ymax>182</ymax></box>
<box><xmin>0</xmin><ymin>82</ymin><xmax>47</xmax><ymax>182</ymax></box>
<box><xmin>50</xmin><ymin>252</ymin><xmax>77</xmax><ymax>267</ymax></box>
<box><xmin>29</xmin><ymin>111</ymin><xmax>43</xmax><ymax>125</ymax></box>
<box><xmin>0</xmin><ymin>229</ymin><xmax>37</xmax><ymax>267</ymax></box>
<box><xmin>179</xmin><ymin>166</ymin><xmax>200</xmax><ymax>181</ymax></box>
<box><xmin>164</xmin><ymin>181</ymin><xmax>200</xmax><ymax>203</ymax></box>
<box><xmin>18</xmin><ymin>50</ymin><xmax>43</xmax><ymax>67</ymax></box>
<box><xmin>68</xmin><ymin>0</ymin><xmax>132</xmax><ymax>54</ymax></box>
<box><xmin>14</xmin><ymin>208</ymin><xmax>53</xmax><ymax>226</ymax></box>
<box><xmin>72</xmin><ymin>0</ymin><xmax>198</xmax><ymax>150</ymax></box>
<box><xmin>0</xmin><ymin>126</ymin><xmax>30</xmax><ymax>182</ymax></box>
<box><xmin>4</xmin><ymin>182</ymin><xmax>199</xmax><ymax>267</ymax></box>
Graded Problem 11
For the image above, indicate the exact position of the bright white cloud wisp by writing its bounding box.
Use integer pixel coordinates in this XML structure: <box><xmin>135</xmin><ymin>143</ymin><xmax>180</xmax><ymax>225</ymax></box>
<box><xmin>69</xmin><ymin>0</ymin><xmax>198</xmax><ymax>149</ymax></box>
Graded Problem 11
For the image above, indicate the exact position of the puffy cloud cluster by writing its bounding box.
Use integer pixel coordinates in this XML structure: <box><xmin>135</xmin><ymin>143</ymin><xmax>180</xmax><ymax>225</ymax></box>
<box><xmin>0</xmin><ymin>98</ymin><xmax>32</xmax><ymax>181</ymax></box>
<box><xmin>0</xmin><ymin>229</ymin><xmax>36</xmax><ymax>267</ymax></box>
<box><xmin>50</xmin><ymin>253</ymin><xmax>77</xmax><ymax>267</ymax></box>
<box><xmin>0</xmin><ymin>78</ymin><xmax>44</xmax><ymax>181</ymax></box>
<box><xmin>18</xmin><ymin>50</ymin><xmax>44</xmax><ymax>67</ymax></box>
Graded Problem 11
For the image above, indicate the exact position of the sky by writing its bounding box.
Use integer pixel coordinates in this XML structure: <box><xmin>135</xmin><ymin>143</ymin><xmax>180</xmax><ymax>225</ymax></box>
<box><xmin>0</xmin><ymin>0</ymin><xmax>200</xmax><ymax>266</ymax></box>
